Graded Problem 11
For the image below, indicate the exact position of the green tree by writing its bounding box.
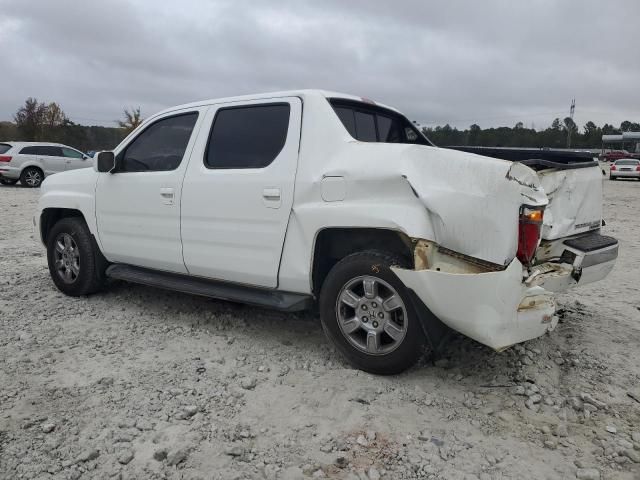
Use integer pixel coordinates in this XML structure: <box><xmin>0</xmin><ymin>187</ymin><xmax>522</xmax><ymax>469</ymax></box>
<box><xmin>14</xmin><ymin>97</ymin><xmax>48</xmax><ymax>140</ymax></box>
<box><xmin>43</xmin><ymin>102</ymin><xmax>68</xmax><ymax>129</ymax></box>
<box><xmin>117</xmin><ymin>107</ymin><xmax>143</xmax><ymax>133</ymax></box>
<box><xmin>620</xmin><ymin>120</ymin><xmax>640</xmax><ymax>132</ymax></box>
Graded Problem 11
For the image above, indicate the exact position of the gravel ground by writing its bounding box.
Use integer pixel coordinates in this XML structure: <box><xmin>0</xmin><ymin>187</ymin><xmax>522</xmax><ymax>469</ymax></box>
<box><xmin>1</xmin><ymin>174</ymin><xmax>639</xmax><ymax>480</ymax></box>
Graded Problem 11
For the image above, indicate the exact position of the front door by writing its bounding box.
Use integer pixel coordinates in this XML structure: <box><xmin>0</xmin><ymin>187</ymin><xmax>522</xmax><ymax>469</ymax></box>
<box><xmin>95</xmin><ymin>108</ymin><xmax>205</xmax><ymax>273</ymax></box>
<box><xmin>181</xmin><ymin>97</ymin><xmax>302</xmax><ymax>287</ymax></box>
<box><xmin>61</xmin><ymin>146</ymin><xmax>90</xmax><ymax>171</ymax></box>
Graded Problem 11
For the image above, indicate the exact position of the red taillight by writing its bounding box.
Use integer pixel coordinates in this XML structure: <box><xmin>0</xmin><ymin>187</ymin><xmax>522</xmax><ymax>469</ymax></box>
<box><xmin>517</xmin><ymin>206</ymin><xmax>544</xmax><ymax>265</ymax></box>
<box><xmin>0</xmin><ymin>155</ymin><xmax>11</xmax><ymax>162</ymax></box>
<box><xmin>611</xmin><ymin>165</ymin><xmax>616</xmax><ymax>171</ymax></box>
<box><xmin>636</xmin><ymin>166</ymin><xmax>640</xmax><ymax>172</ymax></box>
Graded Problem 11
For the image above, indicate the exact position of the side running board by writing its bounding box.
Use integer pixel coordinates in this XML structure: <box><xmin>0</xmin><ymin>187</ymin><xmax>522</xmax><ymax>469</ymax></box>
<box><xmin>106</xmin><ymin>264</ymin><xmax>313</xmax><ymax>312</ymax></box>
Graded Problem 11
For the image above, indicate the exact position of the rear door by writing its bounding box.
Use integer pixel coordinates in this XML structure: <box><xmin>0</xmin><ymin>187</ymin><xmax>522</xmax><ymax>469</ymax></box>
<box><xmin>181</xmin><ymin>97</ymin><xmax>302</xmax><ymax>287</ymax></box>
<box><xmin>38</xmin><ymin>146</ymin><xmax>66</xmax><ymax>175</ymax></box>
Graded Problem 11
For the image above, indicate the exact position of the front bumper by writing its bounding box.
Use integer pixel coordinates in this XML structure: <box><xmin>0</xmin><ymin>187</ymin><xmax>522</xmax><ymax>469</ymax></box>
<box><xmin>392</xmin><ymin>235</ymin><xmax>618</xmax><ymax>350</ymax></box>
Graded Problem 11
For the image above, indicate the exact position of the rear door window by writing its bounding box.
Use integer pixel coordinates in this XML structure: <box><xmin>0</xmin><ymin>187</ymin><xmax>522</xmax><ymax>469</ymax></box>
<box><xmin>43</xmin><ymin>146</ymin><xmax>64</xmax><ymax>157</ymax></box>
<box><xmin>205</xmin><ymin>103</ymin><xmax>290</xmax><ymax>169</ymax></box>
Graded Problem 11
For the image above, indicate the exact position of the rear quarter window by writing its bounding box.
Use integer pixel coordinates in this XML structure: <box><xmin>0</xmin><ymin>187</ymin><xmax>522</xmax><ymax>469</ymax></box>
<box><xmin>0</xmin><ymin>143</ymin><xmax>11</xmax><ymax>154</ymax></box>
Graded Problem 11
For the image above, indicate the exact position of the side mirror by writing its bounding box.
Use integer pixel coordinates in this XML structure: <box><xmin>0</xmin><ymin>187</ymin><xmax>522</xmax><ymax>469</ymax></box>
<box><xmin>96</xmin><ymin>151</ymin><xmax>116</xmax><ymax>173</ymax></box>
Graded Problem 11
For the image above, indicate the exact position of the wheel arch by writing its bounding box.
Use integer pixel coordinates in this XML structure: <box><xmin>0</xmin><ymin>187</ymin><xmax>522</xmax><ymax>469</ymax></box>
<box><xmin>20</xmin><ymin>162</ymin><xmax>45</xmax><ymax>175</ymax></box>
<box><xmin>40</xmin><ymin>208</ymin><xmax>85</xmax><ymax>245</ymax></box>
<box><xmin>310</xmin><ymin>227</ymin><xmax>413</xmax><ymax>296</ymax></box>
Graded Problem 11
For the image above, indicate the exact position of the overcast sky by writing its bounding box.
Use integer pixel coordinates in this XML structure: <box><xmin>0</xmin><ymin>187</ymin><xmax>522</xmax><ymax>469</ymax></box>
<box><xmin>0</xmin><ymin>0</ymin><xmax>638</xmax><ymax>130</ymax></box>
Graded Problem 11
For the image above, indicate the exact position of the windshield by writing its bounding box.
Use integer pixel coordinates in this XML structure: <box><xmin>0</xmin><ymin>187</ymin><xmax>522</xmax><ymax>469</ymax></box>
<box><xmin>329</xmin><ymin>98</ymin><xmax>433</xmax><ymax>146</ymax></box>
<box><xmin>615</xmin><ymin>160</ymin><xmax>638</xmax><ymax>166</ymax></box>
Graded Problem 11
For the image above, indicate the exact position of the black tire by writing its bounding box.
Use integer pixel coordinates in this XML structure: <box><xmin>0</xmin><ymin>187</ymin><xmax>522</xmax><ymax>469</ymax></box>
<box><xmin>319</xmin><ymin>250</ymin><xmax>426</xmax><ymax>375</ymax></box>
<box><xmin>609</xmin><ymin>176</ymin><xmax>616</xmax><ymax>180</ymax></box>
<box><xmin>0</xmin><ymin>178</ymin><xmax>18</xmax><ymax>185</ymax></box>
<box><xmin>20</xmin><ymin>167</ymin><xmax>44</xmax><ymax>187</ymax></box>
<box><xmin>46</xmin><ymin>217</ymin><xmax>106</xmax><ymax>296</ymax></box>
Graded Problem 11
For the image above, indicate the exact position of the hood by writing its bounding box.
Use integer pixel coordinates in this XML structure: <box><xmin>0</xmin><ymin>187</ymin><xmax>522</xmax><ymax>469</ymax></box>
<box><xmin>41</xmin><ymin>165</ymin><xmax>99</xmax><ymax>191</ymax></box>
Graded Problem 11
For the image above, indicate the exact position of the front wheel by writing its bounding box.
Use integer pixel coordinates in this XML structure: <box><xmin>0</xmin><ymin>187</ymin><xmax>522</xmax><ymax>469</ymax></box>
<box><xmin>46</xmin><ymin>217</ymin><xmax>106</xmax><ymax>296</ymax></box>
<box><xmin>319</xmin><ymin>250</ymin><xmax>426</xmax><ymax>375</ymax></box>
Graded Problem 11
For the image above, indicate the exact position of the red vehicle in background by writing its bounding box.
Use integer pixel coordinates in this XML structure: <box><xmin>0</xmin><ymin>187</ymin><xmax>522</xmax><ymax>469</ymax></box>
<box><xmin>600</xmin><ymin>150</ymin><xmax>635</xmax><ymax>162</ymax></box>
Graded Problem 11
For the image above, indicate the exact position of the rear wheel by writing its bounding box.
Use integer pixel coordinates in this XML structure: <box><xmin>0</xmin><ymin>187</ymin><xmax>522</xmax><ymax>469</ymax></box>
<box><xmin>20</xmin><ymin>167</ymin><xmax>44</xmax><ymax>187</ymax></box>
<box><xmin>0</xmin><ymin>178</ymin><xmax>18</xmax><ymax>185</ymax></box>
<box><xmin>46</xmin><ymin>217</ymin><xmax>106</xmax><ymax>296</ymax></box>
<box><xmin>319</xmin><ymin>250</ymin><xmax>426</xmax><ymax>375</ymax></box>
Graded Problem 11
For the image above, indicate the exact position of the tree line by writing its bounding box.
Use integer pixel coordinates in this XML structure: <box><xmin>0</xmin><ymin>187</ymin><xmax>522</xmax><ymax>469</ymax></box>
<box><xmin>421</xmin><ymin>116</ymin><xmax>640</xmax><ymax>149</ymax></box>
<box><xmin>0</xmin><ymin>98</ymin><xmax>143</xmax><ymax>152</ymax></box>
<box><xmin>2</xmin><ymin>98</ymin><xmax>638</xmax><ymax>152</ymax></box>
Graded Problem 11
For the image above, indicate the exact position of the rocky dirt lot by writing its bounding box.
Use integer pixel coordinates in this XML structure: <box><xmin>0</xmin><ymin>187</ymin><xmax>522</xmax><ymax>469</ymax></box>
<box><xmin>1</xmin><ymin>176</ymin><xmax>639</xmax><ymax>480</ymax></box>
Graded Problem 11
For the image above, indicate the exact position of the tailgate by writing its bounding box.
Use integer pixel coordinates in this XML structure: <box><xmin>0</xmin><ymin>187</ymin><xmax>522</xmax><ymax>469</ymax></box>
<box><xmin>525</xmin><ymin>160</ymin><xmax>603</xmax><ymax>240</ymax></box>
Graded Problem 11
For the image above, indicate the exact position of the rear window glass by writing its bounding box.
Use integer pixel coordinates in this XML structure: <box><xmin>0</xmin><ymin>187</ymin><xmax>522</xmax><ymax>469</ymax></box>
<box><xmin>354</xmin><ymin>111</ymin><xmax>377</xmax><ymax>142</ymax></box>
<box><xmin>615</xmin><ymin>160</ymin><xmax>639</xmax><ymax>166</ymax></box>
<box><xmin>0</xmin><ymin>143</ymin><xmax>11</xmax><ymax>154</ymax></box>
<box><xmin>329</xmin><ymin>99</ymin><xmax>431</xmax><ymax>146</ymax></box>
<box><xmin>205</xmin><ymin>103</ymin><xmax>290</xmax><ymax>169</ymax></box>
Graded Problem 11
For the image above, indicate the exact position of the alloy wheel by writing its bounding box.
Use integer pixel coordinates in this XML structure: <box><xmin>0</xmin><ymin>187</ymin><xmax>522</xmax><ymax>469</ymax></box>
<box><xmin>335</xmin><ymin>275</ymin><xmax>408</xmax><ymax>355</ymax></box>
<box><xmin>53</xmin><ymin>233</ymin><xmax>80</xmax><ymax>284</ymax></box>
<box><xmin>24</xmin><ymin>169</ymin><xmax>42</xmax><ymax>187</ymax></box>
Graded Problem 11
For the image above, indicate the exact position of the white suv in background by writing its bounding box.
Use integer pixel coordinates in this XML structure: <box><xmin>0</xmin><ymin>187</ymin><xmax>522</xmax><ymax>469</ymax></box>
<box><xmin>0</xmin><ymin>142</ymin><xmax>91</xmax><ymax>187</ymax></box>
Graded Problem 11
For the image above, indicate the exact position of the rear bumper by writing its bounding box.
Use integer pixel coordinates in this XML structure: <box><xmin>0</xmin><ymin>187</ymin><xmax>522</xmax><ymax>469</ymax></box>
<box><xmin>0</xmin><ymin>166</ymin><xmax>21</xmax><ymax>180</ymax></box>
<box><xmin>392</xmin><ymin>234</ymin><xmax>617</xmax><ymax>350</ymax></box>
<box><xmin>610</xmin><ymin>170</ymin><xmax>640</xmax><ymax>178</ymax></box>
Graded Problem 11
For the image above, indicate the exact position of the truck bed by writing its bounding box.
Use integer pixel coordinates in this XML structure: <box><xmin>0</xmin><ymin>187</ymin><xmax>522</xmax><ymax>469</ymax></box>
<box><xmin>446</xmin><ymin>146</ymin><xmax>597</xmax><ymax>170</ymax></box>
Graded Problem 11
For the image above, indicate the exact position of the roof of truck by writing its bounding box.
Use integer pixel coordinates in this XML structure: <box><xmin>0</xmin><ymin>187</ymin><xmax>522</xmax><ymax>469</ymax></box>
<box><xmin>154</xmin><ymin>89</ymin><xmax>401</xmax><ymax>118</ymax></box>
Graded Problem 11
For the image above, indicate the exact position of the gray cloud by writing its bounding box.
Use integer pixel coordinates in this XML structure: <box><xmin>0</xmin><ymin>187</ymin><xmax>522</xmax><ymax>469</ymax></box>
<box><xmin>0</xmin><ymin>0</ymin><xmax>638</xmax><ymax>129</ymax></box>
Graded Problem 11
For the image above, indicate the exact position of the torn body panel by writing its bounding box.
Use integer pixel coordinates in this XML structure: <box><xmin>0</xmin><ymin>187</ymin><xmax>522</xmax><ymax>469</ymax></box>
<box><xmin>393</xmin><ymin>232</ymin><xmax>617</xmax><ymax>350</ymax></box>
<box><xmin>392</xmin><ymin>259</ymin><xmax>558</xmax><ymax>350</ymax></box>
<box><xmin>538</xmin><ymin>166</ymin><xmax>603</xmax><ymax>240</ymax></box>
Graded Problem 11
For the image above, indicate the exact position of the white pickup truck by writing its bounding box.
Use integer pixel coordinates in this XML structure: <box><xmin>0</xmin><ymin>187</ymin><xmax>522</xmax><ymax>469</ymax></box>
<box><xmin>36</xmin><ymin>90</ymin><xmax>618</xmax><ymax>374</ymax></box>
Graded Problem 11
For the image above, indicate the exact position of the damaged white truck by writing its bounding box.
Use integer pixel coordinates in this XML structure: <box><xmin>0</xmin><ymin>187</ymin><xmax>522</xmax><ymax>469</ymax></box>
<box><xmin>36</xmin><ymin>90</ymin><xmax>618</xmax><ymax>374</ymax></box>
